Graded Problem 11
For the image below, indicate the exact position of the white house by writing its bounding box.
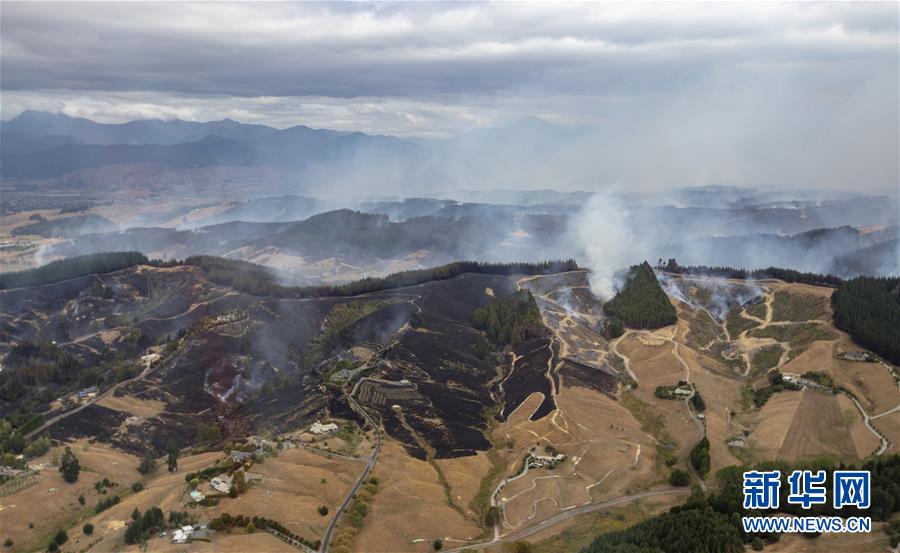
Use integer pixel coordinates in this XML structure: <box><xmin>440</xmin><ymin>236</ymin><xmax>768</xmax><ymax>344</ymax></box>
<box><xmin>528</xmin><ymin>453</ymin><xmax>566</xmax><ymax>468</ymax></box>
<box><xmin>310</xmin><ymin>421</ymin><xmax>339</xmax><ymax>435</ymax></box>
<box><xmin>172</xmin><ymin>525</ymin><xmax>193</xmax><ymax>544</ymax></box>
<box><xmin>210</xmin><ymin>474</ymin><xmax>233</xmax><ymax>494</ymax></box>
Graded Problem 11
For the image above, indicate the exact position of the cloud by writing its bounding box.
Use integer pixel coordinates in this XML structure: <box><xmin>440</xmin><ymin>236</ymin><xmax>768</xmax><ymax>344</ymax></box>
<box><xmin>1</xmin><ymin>2</ymin><xmax>897</xmax><ymax>190</ymax></box>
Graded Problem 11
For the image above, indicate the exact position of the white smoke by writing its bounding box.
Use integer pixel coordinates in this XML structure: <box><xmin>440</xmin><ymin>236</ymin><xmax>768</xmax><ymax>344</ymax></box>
<box><xmin>572</xmin><ymin>192</ymin><xmax>645</xmax><ymax>301</ymax></box>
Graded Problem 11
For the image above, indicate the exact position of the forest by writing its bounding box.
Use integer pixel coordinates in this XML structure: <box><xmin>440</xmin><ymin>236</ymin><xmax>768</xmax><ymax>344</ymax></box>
<box><xmin>603</xmin><ymin>261</ymin><xmax>677</xmax><ymax>329</ymax></box>
<box><xmin>0</xmin><ymin>342</ymin><xmax>83</xmax><ymax>402</ymax></box>
<box><xmin>0</xmin><ymin>251</ymin><xmax>150</xmax><ymax>289</ymax></box>
<box><xmin>582</xmin><ymin>454</ymin><xmax>900</xmax><ymax>552</ymax></box>
<box><xmin>472</xmin><ymin>290</ymin><xmax>544</xmax><ymax>347</ymax></box>
<box><xmin>579</xmin><ymin>505</ymin><xmax>743</xmax><ymax>553</ymax></box>
<box><xmin>832</xmin><ymin>276</ymin><xmax>900</xmax><ymax>365</ymax></box>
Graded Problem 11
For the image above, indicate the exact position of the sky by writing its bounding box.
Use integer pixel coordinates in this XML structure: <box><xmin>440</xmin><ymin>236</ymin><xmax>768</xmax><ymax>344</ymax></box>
<box><xmin>1</xmin><ymin>1</ymin><xmax>898</xmax><ymax>191</ymax></box>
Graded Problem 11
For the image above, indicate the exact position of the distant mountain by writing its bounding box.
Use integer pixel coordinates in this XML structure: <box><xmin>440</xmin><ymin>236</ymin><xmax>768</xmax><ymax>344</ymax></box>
<box><xmin>0</xmin><ymin>129</ymin><xmax>81</xmax><ymax>157</ymax></box>
<box><xmin>1</xmin><ymin>136</ymin><xmax>259</xmax><ymax>179</ymax></box>
<box><xmin>2</xmin><ymin>110</ymin><xmax>278</xmax><ymax>145</ymax></box>
<box><xmin>1</xmin><ymin>111</ymin><xmax>414</xmax><ymax>179</ymax></box>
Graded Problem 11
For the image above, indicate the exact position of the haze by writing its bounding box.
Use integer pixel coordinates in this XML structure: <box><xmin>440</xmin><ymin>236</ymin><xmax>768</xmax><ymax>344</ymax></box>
<box><xmin>2</xmin><ymin>1</ymin><xmax>899</xmax><ymax>192</ymax></box>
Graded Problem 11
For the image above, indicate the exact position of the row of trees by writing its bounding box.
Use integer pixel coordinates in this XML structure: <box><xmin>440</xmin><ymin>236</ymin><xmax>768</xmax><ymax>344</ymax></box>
<box><xmin>604</xmin><ymin>262</ymin><xmax>677</xmax><ymax>329</ymax></box>
<box><xmin>472</xmin><ymin>290</ymin><xmax>545</xmax><ymax>347</ymax></box>
<box><xmin>656</xmin><ymin>258</ymin><xmax>843</xmax><ymax>287</ymax></box>
<box><xmin>186</xmin><ymin>255</ymin><xmax>579</xmax><ymax>299</ymax></box>
<box><xmin>0</xmin><ymin>251</ymin><xmax>149</xmax><ymax>289</ymax></box>
<box><xmin>689</xmin><ymin>437</ymin><xmax>711</xmax><ymax>478</ymax></box>
<box><xmin>0</xmin><ymin>250</ymin><xmax>579</xmax><ymax>300</ymax></box>
<box><xmin>832</xmin><ymin>276</ymin><xmax>900</xmax><ymax>365</ymax></box>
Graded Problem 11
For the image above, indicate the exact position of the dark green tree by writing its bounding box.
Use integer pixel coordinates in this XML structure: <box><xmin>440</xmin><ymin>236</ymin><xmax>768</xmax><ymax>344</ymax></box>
<box><xmin>166</xmin><ymin>440</ymin><xmax>179</xmax><ymax>472</ymax></box>
<box><xmin>59</xmin><ymin>447</ymin><xmax>80</xmax><ymax>483</ymax></box>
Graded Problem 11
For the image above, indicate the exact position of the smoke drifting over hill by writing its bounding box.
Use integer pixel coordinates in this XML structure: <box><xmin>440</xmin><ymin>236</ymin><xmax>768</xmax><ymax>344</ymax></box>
<box><xmin>568</xmin><ymin>190</ymin><xmax>899</xmax><ymax>298</ymax></box>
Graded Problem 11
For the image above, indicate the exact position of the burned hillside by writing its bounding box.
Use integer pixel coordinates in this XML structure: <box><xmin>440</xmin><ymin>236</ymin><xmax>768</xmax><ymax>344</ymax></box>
<box><xmin>0</xmin><ymin>260</ymin><xmax>591</xmax><ymax>458</ymax></box>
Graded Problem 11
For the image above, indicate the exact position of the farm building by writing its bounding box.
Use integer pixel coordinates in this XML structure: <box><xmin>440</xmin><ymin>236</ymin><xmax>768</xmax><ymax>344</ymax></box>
<box><xmin>77</xmin><ymin>386</ymin><xmax>99</xmax><ymax>399</ymax></box>
<box><xmin>310</xmin><ymin>421</ymin><xmax>339</xmax><ymax>435</ymax></box>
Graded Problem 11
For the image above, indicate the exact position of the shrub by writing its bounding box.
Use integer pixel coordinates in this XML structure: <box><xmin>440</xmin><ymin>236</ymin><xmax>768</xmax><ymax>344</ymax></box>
<box><xmin>433</xmin><ymin>538</ymin><xmax>443</xmax><ymax>551</ymax></box>
<box><xmin>318</xmin><ymin>505</ymin><xmax>329</xmax><ymax>516</ymax></box>
<box><xmin>669</xmin><ymin>469</ymin><xmax>690</xmax><ymax>486</ymax></box>
<box><xmin>83</xmin><ymin>523</ymin><xmax>94</xmax><ymax>535</ymax></box>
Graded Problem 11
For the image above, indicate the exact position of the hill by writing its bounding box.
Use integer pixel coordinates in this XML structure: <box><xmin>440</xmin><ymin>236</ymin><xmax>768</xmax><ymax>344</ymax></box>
<box><xmin>603</xmin><ymin>261</ymin><xmax>677</xmax><ymax>328</ymax></box>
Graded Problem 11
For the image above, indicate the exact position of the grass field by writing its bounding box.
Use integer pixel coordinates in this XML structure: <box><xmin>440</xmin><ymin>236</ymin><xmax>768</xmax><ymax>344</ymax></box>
<box><xmin>770</xmin><ymin>290</ymin><xmax>830</xmax><ymax>322</ymax></box>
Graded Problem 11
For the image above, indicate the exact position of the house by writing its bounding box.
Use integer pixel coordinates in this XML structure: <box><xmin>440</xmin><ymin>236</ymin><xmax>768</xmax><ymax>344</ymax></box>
<box><xmin>842</xmin><ymin>351</ymin><xmax>868</xmax><ymax>362</ymax></box>
<box><xmin>172</xmin><ymin>525</ymin><xmax>193</xmax><ymax>544</ymax></box>
<box><xmin>230</xmin><ymin>450</ymin><xmax>253</xmax><ymax>463</ymax></box>
<box><xmin>528</xmin><ymin>452</ymin><xmax>566</xmax><ymax>469</ymax></box>
<box><xmin>310</xmin><ymin>422</ymin><xmax>339</xmax><ymax>435</ymax></box>
<box><xmin>673</xmin><ymin>387</ymin><xmax>693</xmax><ymax>397</ymax></box>
<box><xmin>210</xmin><ymin>474</ymin><xmax>233</xmax><ymax>494</ymax></box>
<box><xmin>140</xmin><ymin>353</ymin><xmax>160</xmax><ymax>366</ymax></box>
<box><xmin>190</xmin><ymin>489</ymin><xmax>205</xmax><ymax>502</ymax></box>
<box><xmin>77</xmin><ymin>386</ymin><xmax>99</xmax><ymax>399</ymax></box>
<box><xmin>248</xmin><ymin>436</ymin><xmax>276</xmax><ymax>449</ymax></box>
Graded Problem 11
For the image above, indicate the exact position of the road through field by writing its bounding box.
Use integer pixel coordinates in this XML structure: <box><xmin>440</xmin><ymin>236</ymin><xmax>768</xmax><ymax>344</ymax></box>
<box><xmin>444</xmin><ymin>487</ymin><xmax>692</xmax><ymax>552</ymax></box>
<box><xmin>320</xmin><ymin>375</ymin><xmax>384</xmax><ymax>553</ymax></box>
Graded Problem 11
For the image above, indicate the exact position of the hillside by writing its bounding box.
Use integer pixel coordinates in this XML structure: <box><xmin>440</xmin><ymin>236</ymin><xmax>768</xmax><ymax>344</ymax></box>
<box><xmin>1</xmin><ymin>260</ymin><xmax>898</xmax><ymax>552</ymax></box>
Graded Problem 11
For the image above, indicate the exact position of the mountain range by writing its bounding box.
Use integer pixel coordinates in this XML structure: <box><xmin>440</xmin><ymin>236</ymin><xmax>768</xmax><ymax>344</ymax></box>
<box><xmin>1</xmin><ymin>111</ymin><xmax>410</xmax><ymax>179</ymax></box>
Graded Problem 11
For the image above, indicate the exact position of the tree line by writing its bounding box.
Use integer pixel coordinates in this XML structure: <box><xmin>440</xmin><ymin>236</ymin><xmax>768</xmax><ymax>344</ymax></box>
<box><xmin>185</xmin><ymin>256</ymin><xmax>579</xmax><ymax>299</ymax></box>
<box><xmin>0</xmin><ymin>250</ymin><xmax>578</xmax><ymax>296</ymax></box>
<box><xmin>0</xmin><ymin>251</ymin><xmax>150</xmax><ymax>289</ymax></box>
<box><xmin>656</xmin><ymin>258</ymin><xmax>843</xmax><ymax>287</ymax></box>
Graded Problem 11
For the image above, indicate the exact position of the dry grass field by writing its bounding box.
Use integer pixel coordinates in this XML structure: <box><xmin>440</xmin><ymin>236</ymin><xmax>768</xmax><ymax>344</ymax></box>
<box><xmin>97</xmin><ymin>395</ymin><xmax>167</xmax><ymax>418</ymax></box>
<box><xmin>0</xmin><ymin>440</ymin><xmax>142</xmax><ymax>553</ymax></box>
<box><xmin>200</xmin><ymin>448</ymin><xmax>359</xmax><ymax>541</ymax></box>
<box><xmin>352</xmin><ymin>440</ymin><xmax>483</xmax><ymax>552</ymax></box>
